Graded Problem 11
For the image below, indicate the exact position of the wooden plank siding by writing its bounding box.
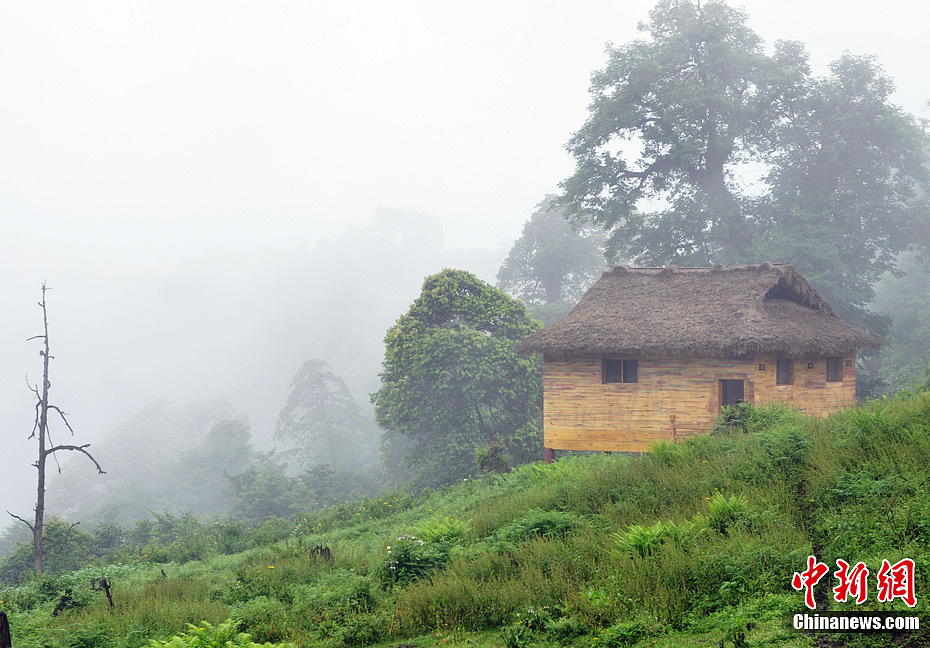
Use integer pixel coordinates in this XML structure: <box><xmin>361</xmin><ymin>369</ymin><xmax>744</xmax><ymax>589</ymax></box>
<box><xmin>543</xmin><ymin>353</ymin><xmax>856</xmax><ymax>453</ymax></box>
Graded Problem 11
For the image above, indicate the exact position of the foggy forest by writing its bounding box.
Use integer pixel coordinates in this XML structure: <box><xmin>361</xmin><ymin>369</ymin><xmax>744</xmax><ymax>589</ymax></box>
<box><xmin>1</xmin><ymin>1</ymin><xmax>929</xmax><ymax>646</ymax></box>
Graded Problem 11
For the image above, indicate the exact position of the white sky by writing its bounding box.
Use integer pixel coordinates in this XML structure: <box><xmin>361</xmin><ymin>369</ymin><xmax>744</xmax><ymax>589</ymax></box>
<box><xmin>1</xmin><ymin>0</ymin><xmax>929</xmax><ymax>524</ymax></box>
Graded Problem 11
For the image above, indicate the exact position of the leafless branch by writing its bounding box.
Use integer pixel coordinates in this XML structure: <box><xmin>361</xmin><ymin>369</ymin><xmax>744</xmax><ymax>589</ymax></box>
<box><xmin>7</xmin><ymin>511</ymin><xmax>35</xmax><ymax>533</ymax></box>
<box><xmin>47</xmin><ymin>406</ymin><xmax>75</xmax><ymax>435</ymax></box>
<box><xmin>25</xmin><ymin>376</ymin><xmax>40</xmax><ymax>397</ymax></box>
<box><xmin>45</xmin><ymin>444</ymin><xmax>106</xmax><ymax>475</ymax></box>
<box><xmin>46</xmin><ymin>429</ymin><xmax>64</xmax><ymax>473</ymax></box>
<box><xmin>44</xmin><ymin>522</ymin><xmax>81</xmax><ymax>546</ymax></box>
<box><xmin>29</xmin><ymin>401</ymin><xmax>40</xmax><ymax>439</ymax></box>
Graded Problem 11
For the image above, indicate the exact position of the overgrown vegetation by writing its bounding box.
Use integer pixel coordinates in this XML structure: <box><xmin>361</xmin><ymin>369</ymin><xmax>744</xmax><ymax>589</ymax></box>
<box><xmin>2</xmin><ymin>393</ymin><xmax>929</xmax><ymax>646</ymax></box>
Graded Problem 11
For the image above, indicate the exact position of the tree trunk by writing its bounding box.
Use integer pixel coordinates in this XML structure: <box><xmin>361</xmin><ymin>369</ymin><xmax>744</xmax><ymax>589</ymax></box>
<box><xmin>33</xmin><ymin>289</ymin><xmax>52</xmax><ymax>574</ymax></box>
<box><xmin>544</xmin><ymin>280</ymin><xmax>561</xmax><ymax>305</ymax></box>
<box><xmin>699</xmin><ymin>158</ymin><xmax>749</xmax><ymax>262</ymax></box>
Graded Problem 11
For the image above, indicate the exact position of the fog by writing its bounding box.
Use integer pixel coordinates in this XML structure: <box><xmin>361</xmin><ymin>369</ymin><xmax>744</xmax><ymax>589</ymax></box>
<box><xmin>2</xmin><ymin>1</ymin><xmax>929</xmax><ymax>529</ymax></box>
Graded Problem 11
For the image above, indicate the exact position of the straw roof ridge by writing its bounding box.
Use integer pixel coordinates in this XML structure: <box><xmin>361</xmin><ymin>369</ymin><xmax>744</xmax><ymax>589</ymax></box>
<box><xmin>517</xmin><ymin>262</ymin><xmax>879</xmax><ymax>358</ymax></box>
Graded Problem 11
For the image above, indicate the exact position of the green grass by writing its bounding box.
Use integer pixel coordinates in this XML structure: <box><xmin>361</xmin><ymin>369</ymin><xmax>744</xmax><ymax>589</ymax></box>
<box><xmin>3</xmin><ymin>394</ymin><xmax>930</xmax><ymax>646</ymax></box>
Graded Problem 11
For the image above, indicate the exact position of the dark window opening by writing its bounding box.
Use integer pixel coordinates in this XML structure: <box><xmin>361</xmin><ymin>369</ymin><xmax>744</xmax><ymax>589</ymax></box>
<box><xmin>604</xmin><ymin>359</ymin><xmax>622</xmax><ymax>383</ymax></box>
<box><xmin>826</xmin><ymin>357</ymin><xmax>843</xmax><ymax>382</ymax></box>
<box><xmin>622</xmin><ymin>359</ymin><xmax>638</xmax><ymax>383</ymax></box>
<box><xmin>604</xmin><ymin>358</ymin><xmax>638</xmax><ymax>383</ymax></box>
<box><xmin>721</xmin><ymin>379</ymin><xmax>745</xmax><ymax>408</ymax></box>
<box><xmin>776</xmin><ymin>358</ymin><xmax>793</xmax><ymax>385</ymax></box>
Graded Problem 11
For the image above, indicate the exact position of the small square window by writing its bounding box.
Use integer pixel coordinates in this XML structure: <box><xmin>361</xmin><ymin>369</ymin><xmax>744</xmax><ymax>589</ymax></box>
<box><xmin>776</xmin><ymin>358</ymin><xmax>793</xmax><ymax>385</ymax></box>
<box><xmin>603</xmin><ymin>358</ymin><xmax>638</xmax><ymax>383</ymax></box>
<box><xmin>826</xmin><ymin>357</ymin><xmax>843</xmax><ymax>382</ymax></box>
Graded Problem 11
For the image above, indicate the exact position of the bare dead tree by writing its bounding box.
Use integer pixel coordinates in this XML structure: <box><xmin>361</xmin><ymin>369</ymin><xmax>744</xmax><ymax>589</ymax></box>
<box><xmin>7</xmin><ymin>283</ymin><xmax>104</xmax><ymax>573</ymax></box>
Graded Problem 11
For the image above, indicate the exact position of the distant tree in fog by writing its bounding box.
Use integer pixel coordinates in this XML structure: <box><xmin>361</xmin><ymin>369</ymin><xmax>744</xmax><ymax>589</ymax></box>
<box><xmin>498</xmin><ymin>196</ymin><xmax>604</xmax><ymax>324</ymax></box>
<box><xmin>372</xmin><ymin>269</ymin><xmax>542</xmax><ymax>488</ymax></box>
<box><xmin>275</xmin><ymin>359</ymin><xmax>373</xmax><ymax>468</ymax></box>
<box><xmin>559</xmin><ymin>0</ymin><xmax>929</xmax><ymax>337</ymax></box>
<box><xmin>174</xmin><ymin>418</ymin><xmax>254</xmax><ymax>514</ymax></box>
<box><xmin>872</xmin><ymin>253</ymin><xmax>930</xmax><ymax>392</ymax></box>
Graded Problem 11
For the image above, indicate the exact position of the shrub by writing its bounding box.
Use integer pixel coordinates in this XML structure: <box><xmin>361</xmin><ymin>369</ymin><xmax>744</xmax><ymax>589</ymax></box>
<box><xmin>613</xmin><ymin>522</ymin><xmax>672</xmax><ymax>558</ymax></box>
<box><xmin>475</xmin><ymin>440</ymin><xmax>511</xmax><ymax>473</ymax></box>
<box><xmin>292</xmin><ymin>571</ymin><xmax>377</xmax><ymax>616</ymax></box>
<box><xmin>706</xmin><ymin>493</ymin><xmax>752</xmax><ymax>536</ymax></box>
<box><xmin>714</xmin><ymin>402</ymin><xmax>799</xmax><ymax>435</ymax></box>
<box><xmin>501</xmin><ymin>622</ymin><xmax>534</xmax><ymax>648</ymax></box>
<box><xmin>415</xmin><ymin>517</ymin><xmax>472</xmax><ymax>545</ymax></box>
<box><xmin>612</xmin><ymin>519</ymin><xmax>702</xmax><ymax>558</ymax></box>
<box><xmin>648</xmin><ymin>440</ymin><xmax>696</xmax><ymax>466</ymax></box>
<box><xmin>544</xmin><ymin>615</ymin><xmax>587</xmax><ymax>640</ymax></box>
<box><xmin>757</xmin><ymin>427</ymin><xmax>810</xmax><ymax>484</ymax></box>
<box><xmin>67</xmin><ymin>626</ymin><xmax>115</xmax><ymax>648</ymax></box>
<box><xmin>597</xmin><ymin>619</ymin><xmax>650</xmax><ymax>647</ymax></box>
<box><xmin>496</xmin><ymin>509</ymin><xmax>582</xmax><ymax>545</ymax></box>
<box><xmin>229</xmin><ymin>597</ymin><xmax>291</xmax><ymax>643</ymax></box>
<box><xmin>145</xmin><ymin>619</ymin><xmax>295</xmax><ymax>647</ymax></box>
<box><xmin>374</xmin><ymin>535</ymin><xmax>448</xmax><ymax>588</ymax></box>
<box><xmin>337</xmin><ymin>613</ymin><xmax>386</xmax><ymax>646</ymax></box>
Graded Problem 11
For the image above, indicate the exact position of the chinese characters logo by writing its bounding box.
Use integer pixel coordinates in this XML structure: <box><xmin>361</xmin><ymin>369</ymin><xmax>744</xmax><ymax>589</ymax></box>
<box><xmin>792</xmin><ymin>556</ymin><xmax>916</xmax><ymax>609</ymax></box>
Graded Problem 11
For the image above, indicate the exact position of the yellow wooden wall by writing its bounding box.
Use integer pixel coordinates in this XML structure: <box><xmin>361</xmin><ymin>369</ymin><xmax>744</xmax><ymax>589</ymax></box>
<box><xmin>543</xmin><ymin>353</ymin><xmax>856</xmax><ymax>453</ymax></box>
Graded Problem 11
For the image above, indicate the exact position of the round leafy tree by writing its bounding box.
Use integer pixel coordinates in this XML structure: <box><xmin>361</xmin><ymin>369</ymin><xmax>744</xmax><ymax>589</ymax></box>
<box><xmin>372</xmin><ymin>269</ymin><xmax>542</xmax><ymax>488</ymax></box>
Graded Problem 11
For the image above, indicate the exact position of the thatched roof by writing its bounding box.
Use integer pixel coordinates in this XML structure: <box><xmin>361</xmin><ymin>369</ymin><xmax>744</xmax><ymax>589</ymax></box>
<box><xmin>517</xmin><ymin>262</ymin><xmax>879</xmax><ymax>358</ymax></box>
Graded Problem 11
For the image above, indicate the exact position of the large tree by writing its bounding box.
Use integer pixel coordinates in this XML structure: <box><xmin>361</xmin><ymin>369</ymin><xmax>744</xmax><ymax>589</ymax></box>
<box><xmin>372</xmin><ymin>269</ymin><xmax>542</xmax><ymax>488</ymax></box>
<box><xmin>497</xmin><ymin>196</ymin><xmax>604</xmax><ymax>324</ymax></box>
<box><xmin>559</xmin><ymin>0</ymin><xmax>928</xmax><ymax>333</ymax></box>
<box><xmin>755</xmin><ymin>54</ymin><xmax>929</xmax><ymax>330</ymax></box>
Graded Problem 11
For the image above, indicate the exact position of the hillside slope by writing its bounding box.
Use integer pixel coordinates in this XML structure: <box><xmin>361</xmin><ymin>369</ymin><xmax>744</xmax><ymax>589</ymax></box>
<box><xmin>3</xmin><ymin>391</ymin><xmax>930</xmax><ymax>647</ymax></box>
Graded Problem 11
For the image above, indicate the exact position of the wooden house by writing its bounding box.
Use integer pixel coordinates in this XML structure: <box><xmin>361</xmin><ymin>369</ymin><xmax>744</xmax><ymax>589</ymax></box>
<box><xmin>516</xmin><ymin>262</ymin><xmax>879</xmax><ymax>459</ymax></box>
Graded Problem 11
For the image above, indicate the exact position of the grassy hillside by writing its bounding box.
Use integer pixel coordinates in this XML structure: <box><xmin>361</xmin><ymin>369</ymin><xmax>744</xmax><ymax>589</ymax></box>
<box><xmin>2</xmin><ymin>391</ymin><xmax>930</xmax><ymax>647</ymax></box>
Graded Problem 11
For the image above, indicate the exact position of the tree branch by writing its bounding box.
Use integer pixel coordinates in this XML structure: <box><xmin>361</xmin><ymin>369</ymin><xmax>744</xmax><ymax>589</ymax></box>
<box><xmin>29</xmin><ymin>401</ymin><xmax>40</xmax><ymax>440</ymax></box>
<box><xmin>45</xmin><ymin>444</ymin><xmax>106</xmax><ymax>475</ymax></box>
<box><xmin>44</xmin><ymin>522</ymin><xmax>81</xmax><ymax>546</ymax></box>
<box><xmin>47</xmin><ymin>405</ymin><xmax>75</xmax><ymax>436</ymax></box>
<box><xmin>7</xmin><ymin>511</ymin><xmax>35</xmax><ymax>533</ymax></box>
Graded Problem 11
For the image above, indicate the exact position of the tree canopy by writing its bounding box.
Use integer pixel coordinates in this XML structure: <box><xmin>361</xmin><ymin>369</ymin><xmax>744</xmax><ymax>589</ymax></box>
<box><xmin>559</xmin><ymin>0</ymin><xmax>929</xmax><ymax>334</ymax></box>
<box><xmin>372</xmin><ymin>269</ymin><xmax>542</xmax><ymax>488</ymax></box>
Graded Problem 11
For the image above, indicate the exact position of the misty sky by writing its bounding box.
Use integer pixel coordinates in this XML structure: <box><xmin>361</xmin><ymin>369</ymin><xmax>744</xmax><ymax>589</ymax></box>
<box><xmin>2</xmin><ymin>1</ymin><xmax>929</xmax><ymax>526</ymax></box>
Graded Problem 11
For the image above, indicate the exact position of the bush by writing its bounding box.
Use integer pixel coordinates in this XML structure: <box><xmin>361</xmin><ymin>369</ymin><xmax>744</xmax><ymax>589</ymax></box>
<box><xmin>145</xmin><ymin>619</ymin><xmax>295</xmax><ymax>647</ymax></box>
<box><xmin>475</xmin><ymin>441</ymin><xmax>510</xmax><ymax>473</ymax></box>
<box><xmin>544</xmin><ymin>615</ymin><xmax>587</xmax><ymax>639</ymax></box>
<box><xmin>706</xmin><ymin>493</ymin><xmax>753</xmax><ymax>536</ymax></box>
<box><xmin>612</xmin><ymin>518</ymin><xmax>706</xmax><ymax>558</ymax></box>
<box><xmin>229</xmin><ymin>597</ymin><xmax>291</xmax><ymax>643</ymax></box>
<box><xmin>374</xmin><ymin>535</ymin><xmax>448</xmax><ymax>588</ymax></box>
<box><xmin>714</xmin><ymin>402</ymin><xmax>799</xmax><ymax>435</ymax></box>
<box><xmin>415</xmin><ymin>517</ymin><xmax>471</xmax><ymax>545</ymax></box>
<box><xmin>496</xmin><ymin>509</ymin><xmax>582</xmax><ymax>545</ymax></box>
<box><xmin>501</xmin><ymin>622</ymin><xmax>534</xmax><ymax>648</ymax></box>
<box><xmin>612</xmin><ymin>521</ymin><xmax>678</xmax><ymax>558</ymax></box>
<box><xmin>597</xmin><ymin>619</ymin><xmax>651</xmax><ymax>647</ymax></box>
